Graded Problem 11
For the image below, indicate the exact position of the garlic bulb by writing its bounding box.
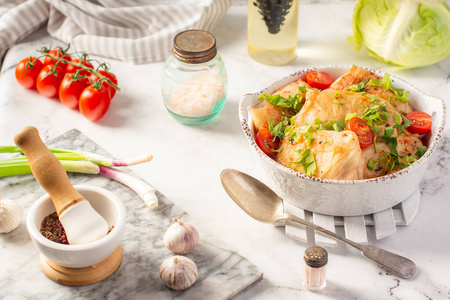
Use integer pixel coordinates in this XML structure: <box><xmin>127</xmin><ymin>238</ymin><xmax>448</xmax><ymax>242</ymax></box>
<box><xmin>0</xmin><ymin>198</ymin><xmax>23</xmax><ymax>233</ymax></box>
<box><xmin>164</xmin><ymin>218</ymin><xmax>199</xmax><ymax>254</ymax></box>
<box><xmin>160</xmin><ymin>256</ymin><xmax>198</xmax><ymax>290</ymax></box>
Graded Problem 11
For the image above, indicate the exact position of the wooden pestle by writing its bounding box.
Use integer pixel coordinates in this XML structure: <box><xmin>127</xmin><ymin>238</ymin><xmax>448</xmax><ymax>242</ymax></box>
<box><xmin>14</xmin><ymin>126</ymin><xmax>108</xmax><ymax>245</ymax></box>
<box><xmin>14</xmin><ymin>126</ymin><xmax>85</xmax><ymax>216</ymax></box>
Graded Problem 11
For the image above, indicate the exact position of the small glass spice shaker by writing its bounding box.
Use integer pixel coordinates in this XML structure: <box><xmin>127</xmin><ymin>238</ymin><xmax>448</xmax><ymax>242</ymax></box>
<box><xmin>161</xmin><ymin>30</ymin><xmax>228</xmax><ymax>126</ymax></box>
<box><xmin>303</xmin><ymin>246</ymin><xmax>328</xmax><ymax>291</ymax></box>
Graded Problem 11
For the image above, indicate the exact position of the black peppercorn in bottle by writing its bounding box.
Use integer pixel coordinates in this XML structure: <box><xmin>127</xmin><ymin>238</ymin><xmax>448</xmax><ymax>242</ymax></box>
<box><xmin>247</xmin><ymin>0</ymin><xmax>299</xmax><ymax>65</ymax></box>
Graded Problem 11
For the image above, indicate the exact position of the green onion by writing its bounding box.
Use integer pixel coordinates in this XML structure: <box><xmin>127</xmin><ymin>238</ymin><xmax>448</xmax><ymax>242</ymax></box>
<box><xmin>0</xmin><ymin>146</ymin><xmax>152</xmax><ymax>167</ymax></box>
<box><xmin>0</xmin><ymin>160</ymin><xmax>99</xmax><ymax>177</ymax></box>
<box><xmin>99</xmin><ymin>166</ymin><xmax>158</xmax><ymax>208</ymax></box>
<box><xmin>0</xmin><ymin>153</ymin><xmax>85</xmax><ymax>166</ymax></box>
<box><xmin>0</xmin><ymin>146</ymin><xmax>157</xmax><ymax>207</ymax></box>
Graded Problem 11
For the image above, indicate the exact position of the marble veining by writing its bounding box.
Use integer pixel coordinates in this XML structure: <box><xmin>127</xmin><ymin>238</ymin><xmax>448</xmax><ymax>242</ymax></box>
<box><xmin>0</xmin><ymin>129</ymin><xmax>262</xmax><ymax>299</ymax></box>
<box><xmin>1</xmin><ymin>2</ymin><xmax>450</xmax><ymax>299</ymax></box>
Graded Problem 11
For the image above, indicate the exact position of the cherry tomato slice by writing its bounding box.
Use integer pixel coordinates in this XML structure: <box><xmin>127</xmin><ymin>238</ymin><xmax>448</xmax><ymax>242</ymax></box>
<box><xmin>59</xmin><ymin>74</ymin><xmax>90</xmax><ymax>109</ymax></box>
<box><xmin>79</xmin><ymin>85</ymin><xmax>111</xmax><ymax>122</ymax></box>
<box><xmin>305</xmin><ymin>70</ymin><xmax>334</xmax><ymax>90</ymax></box>
<box><xmin>405</xmin><ymin>111</ymin><xmax>432</xmax><ymax>135</ymax></box>
<box><xmin>43</xmin><ymin>49</ymin><xmax>71</xmax><ymax>70</ymax></box>
<box><xmin>255</xmin><ymin>128</ymin><xmax>280</xmax><ymax>157</ymax></box>
<box><xmin>90</xmin><ymin>70</ymin><xmax>118</xmax><ymax>98</ymax></box>
<box><xmin>345</xmin><ymin>117</ymin><xmax>374</xmax><ymax>148</ymax></box>
<box><xmin>36</xmin><ymin>64</ymin><xmax>65</xmax><ymax>98</ymax></box>
<box><xmin>15</xmin><ymin>57</ymin><xmax>44</xmax><ymax>89</ymax></box>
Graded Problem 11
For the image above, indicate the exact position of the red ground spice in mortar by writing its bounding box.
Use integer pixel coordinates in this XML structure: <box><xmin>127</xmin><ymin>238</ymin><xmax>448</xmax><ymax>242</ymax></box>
<box><xmin>40</xmin><ymin>212</ymin><xmax>114</xmax><ymax>245</ymax></box>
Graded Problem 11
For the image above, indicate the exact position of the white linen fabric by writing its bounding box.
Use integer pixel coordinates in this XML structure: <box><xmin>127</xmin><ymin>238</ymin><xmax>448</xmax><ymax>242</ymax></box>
<box><xmin>0</xmin><ymin>0</ymin><xmax>49</xmax><ymax>57</ymax></box>
<box><xmin>0</xmin><ymin>0</ymin><xmax>234</xmax><ymax>64</ymax></box>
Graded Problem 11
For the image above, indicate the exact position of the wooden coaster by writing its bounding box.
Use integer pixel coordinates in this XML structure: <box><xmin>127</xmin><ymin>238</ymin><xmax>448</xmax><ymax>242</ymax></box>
<box><xmin>39</xmin><ymin>246</ymin><xmax>122</xmax><ymax>286</ymax></box>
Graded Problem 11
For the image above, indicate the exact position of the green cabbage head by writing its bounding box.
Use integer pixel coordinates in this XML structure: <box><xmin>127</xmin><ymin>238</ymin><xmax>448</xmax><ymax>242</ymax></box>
<box><xmin>349</xmin><ymin>0</ymin><xmax>450</xmax><ymax>68</ymax></box>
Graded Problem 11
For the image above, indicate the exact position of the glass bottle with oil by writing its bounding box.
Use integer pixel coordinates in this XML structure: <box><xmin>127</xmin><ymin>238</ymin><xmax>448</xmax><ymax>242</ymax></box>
<box><xmin>247</xmin><ymin>0</ymin><xmax>299</xmax><ymax>65</ymax></box>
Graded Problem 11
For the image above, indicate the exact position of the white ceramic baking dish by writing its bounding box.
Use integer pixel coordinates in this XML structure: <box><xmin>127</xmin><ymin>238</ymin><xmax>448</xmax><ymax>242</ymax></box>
<box><xmin>239</xmin><ymin>65</ymin><xmax>446</xmax><ymax>216</ymax></box>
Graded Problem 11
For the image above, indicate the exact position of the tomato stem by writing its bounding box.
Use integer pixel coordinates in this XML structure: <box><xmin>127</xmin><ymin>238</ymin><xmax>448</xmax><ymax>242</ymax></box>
<box><xmin>98</xmin><ymin>62</ymin><xmax>111</xmax><ymax>72</ymax></box>
<box><xmin>61</xmin><ymin>44</ymin><xmax>71</xmax><ymax>55</ymax></box>
<box><xmin>25</xmin><ymin>57</ymin><xmax>40</xmax><ymax>74</ymax></box>
<box><xmin>38</xmin><ymin>50</ymin><xmax>120</xmax><ymax>92</ymax></box>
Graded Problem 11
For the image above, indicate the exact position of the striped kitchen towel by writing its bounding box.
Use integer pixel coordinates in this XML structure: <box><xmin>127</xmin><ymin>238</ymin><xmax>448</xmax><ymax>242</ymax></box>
<box><xmin>0</xmin><ymin>0</ymin><xmax>50</xmax><ymax>57</ymax></box>
<box><xmin>0</xmin><ymin>0</ymin><xmax>234</xmax><ymax>64</ymax></box>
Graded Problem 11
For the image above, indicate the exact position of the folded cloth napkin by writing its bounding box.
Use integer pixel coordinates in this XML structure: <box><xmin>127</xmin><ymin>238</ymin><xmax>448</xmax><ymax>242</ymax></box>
<box><xmin>0</xmin><ymin>0</ymin><xmax>234</xmax><ymax>64</ymax></box>
<box><xmin>0</xmin><ymin>0</ymin><xmax>49</xmax><ymax>57</ymax></box>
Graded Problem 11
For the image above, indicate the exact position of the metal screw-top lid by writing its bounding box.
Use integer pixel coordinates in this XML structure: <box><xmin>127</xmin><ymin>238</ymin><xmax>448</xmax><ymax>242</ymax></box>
<box><xmin>172</xmin><ymin>30</ymin><xmax>217</xmax><ymax>64</ymax></box>
<box><xmin>304</xmin><ymin>246</ymin><xmax>328</xmax><ymax>268</ymax></box>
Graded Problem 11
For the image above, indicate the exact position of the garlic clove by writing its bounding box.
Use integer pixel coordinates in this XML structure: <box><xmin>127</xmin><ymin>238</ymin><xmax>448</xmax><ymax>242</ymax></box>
<box><xmin>164</xmin><ymin>218</ymin><xmax>199</xmax><ymax>254</ymax></box>
<box><xmin>159</xmin><ymin>255</ymin><xmax>198</xmax><ymax>290</ymax></box>
<box><xmin>0</xmin><ymin>198</ymin><xmax>23</xmax><ymax>233</ymax></box>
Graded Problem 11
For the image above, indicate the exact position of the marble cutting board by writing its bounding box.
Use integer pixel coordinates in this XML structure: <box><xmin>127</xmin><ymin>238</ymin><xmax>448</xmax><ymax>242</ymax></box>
<box><xmin>0</xmin><ymin>129</ymin><xmax>262</xmax><ymax>300</ymax></box>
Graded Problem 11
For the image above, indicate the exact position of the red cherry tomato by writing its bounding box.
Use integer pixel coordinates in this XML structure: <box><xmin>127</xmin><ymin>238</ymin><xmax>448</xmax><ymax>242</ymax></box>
<box><xmin>15</xmin><ymin>57</ymin><xmax>44</xmax><ymax>89</ymax></box>
<box><xmin>65</xmin><ymin>59</ymin><xmax>94</xmax><ymax>76</ymax></box>
<box><xmin>305</xmin><ymin>70</ymin><xmax>334</xmax><ymax>90</ymax></box>
<box><xmin>90</xmin><ymin>70</ymin><xmax>118</xmax><ymax>98</ymax></box>
<box><xmin>405</xmin><ymin>111</ymin><xmax>432</xmax><ymax>135</ymax></box>
<box><xmin>59</xmin><ymin>74</ymin><xmax>90</xmax><ymax>109</ymax></box>
<box><xmin>79</xmin><ymin>85</ymin><xmax>111</xmax><ymax>121</ymax></box>
<box><xmin>36</xmin><ymin>64</ymin><xmax>65</xmax><ymax>98</ymax></box>
<box><xmin>43</xmin><ymin>49</ymin><xmax>71</xmax><ymax>70</ymax></box>
<box><xmin>255</xmin><ymin>128</ymin><xmax>280</xmax><ymax>157</ymax></box>
<box><xmin>345</xmin><ymin>117</ymin><xmax>374</xmax><ymax>148</ymax></box>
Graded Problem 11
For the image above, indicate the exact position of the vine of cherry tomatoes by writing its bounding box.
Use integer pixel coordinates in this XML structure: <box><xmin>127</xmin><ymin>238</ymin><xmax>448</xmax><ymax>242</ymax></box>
<box><xmin>15</xmin><ymin>46</ymin><xmax>119</xmax><ymax>122</ymax></box>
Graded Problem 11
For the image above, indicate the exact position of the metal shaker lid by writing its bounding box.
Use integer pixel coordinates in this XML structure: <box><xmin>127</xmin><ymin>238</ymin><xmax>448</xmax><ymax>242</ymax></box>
<box><xmin>304</xmin><ymin>246</ymin><xmax>328</xmax><ymax>268</ymax></box>
<box><xmin>172</xmin><ymin>30</ymin><xmax>217</xmax><ymax>64</ymax></box>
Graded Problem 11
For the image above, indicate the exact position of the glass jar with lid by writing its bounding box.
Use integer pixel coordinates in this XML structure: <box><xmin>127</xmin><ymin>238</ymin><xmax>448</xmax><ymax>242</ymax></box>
<box><xmin>161</xmin><ymin>30</ymin><xmax>228</xmax><ymax>126</ymax></box>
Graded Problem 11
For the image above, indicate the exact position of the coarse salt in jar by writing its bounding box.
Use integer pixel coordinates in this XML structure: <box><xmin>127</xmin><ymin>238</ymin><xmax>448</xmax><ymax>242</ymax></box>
<box><xmin>161</xmin><ymin>30</ymin><xmax>228</xmax><ymax>126</ymax></box>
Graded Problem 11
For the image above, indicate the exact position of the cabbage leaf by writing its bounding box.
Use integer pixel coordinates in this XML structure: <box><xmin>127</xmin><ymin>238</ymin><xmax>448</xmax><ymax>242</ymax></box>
<box><xmin>348</xmin><ymin>0</ymin><xmax>450</xmax><ymax>68</ymax></box>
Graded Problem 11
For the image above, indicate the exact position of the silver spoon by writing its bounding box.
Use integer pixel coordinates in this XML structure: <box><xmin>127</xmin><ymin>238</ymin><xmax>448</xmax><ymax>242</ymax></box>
<box><xmin>220</xmin><ymin>168</ymin><xmax>416</xmax><ymax>279</ymax></box>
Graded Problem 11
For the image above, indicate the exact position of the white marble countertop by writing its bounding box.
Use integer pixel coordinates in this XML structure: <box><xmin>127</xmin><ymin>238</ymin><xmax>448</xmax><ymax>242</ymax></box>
<box><xmin>1</xmin><ymin>2</ymin><xmax>450</xmax><ymax>299</ymax></box>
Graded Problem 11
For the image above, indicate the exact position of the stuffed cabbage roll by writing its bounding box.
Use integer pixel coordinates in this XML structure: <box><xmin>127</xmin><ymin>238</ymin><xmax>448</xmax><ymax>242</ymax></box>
<box><xmin>250</xmin><ymin>65</ymin><xmax>429</xmax><ymax>181</ymax></box>
<box><xmin>331</xmin><ymin>65</ymin><xmax>413</xmax><ymax>114</ymax></box>
<box><xmin>277</xmin><ymin>130</ymin><xmax>364</xmax><ymax>180</ymax></box>
<box><xmin>361</xmin><ymin>133</ymin><xmax>424</xmax><ymax>178</ymax></box>
<box><xmin>250</xmin><ymin>79</ymin><xmax>310</xmax><ymax>132</ymax></box>
<box><xmin>294</xmin><ymin>88</ymin><xmax>400</xmax><ymax>136</ymax></box>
